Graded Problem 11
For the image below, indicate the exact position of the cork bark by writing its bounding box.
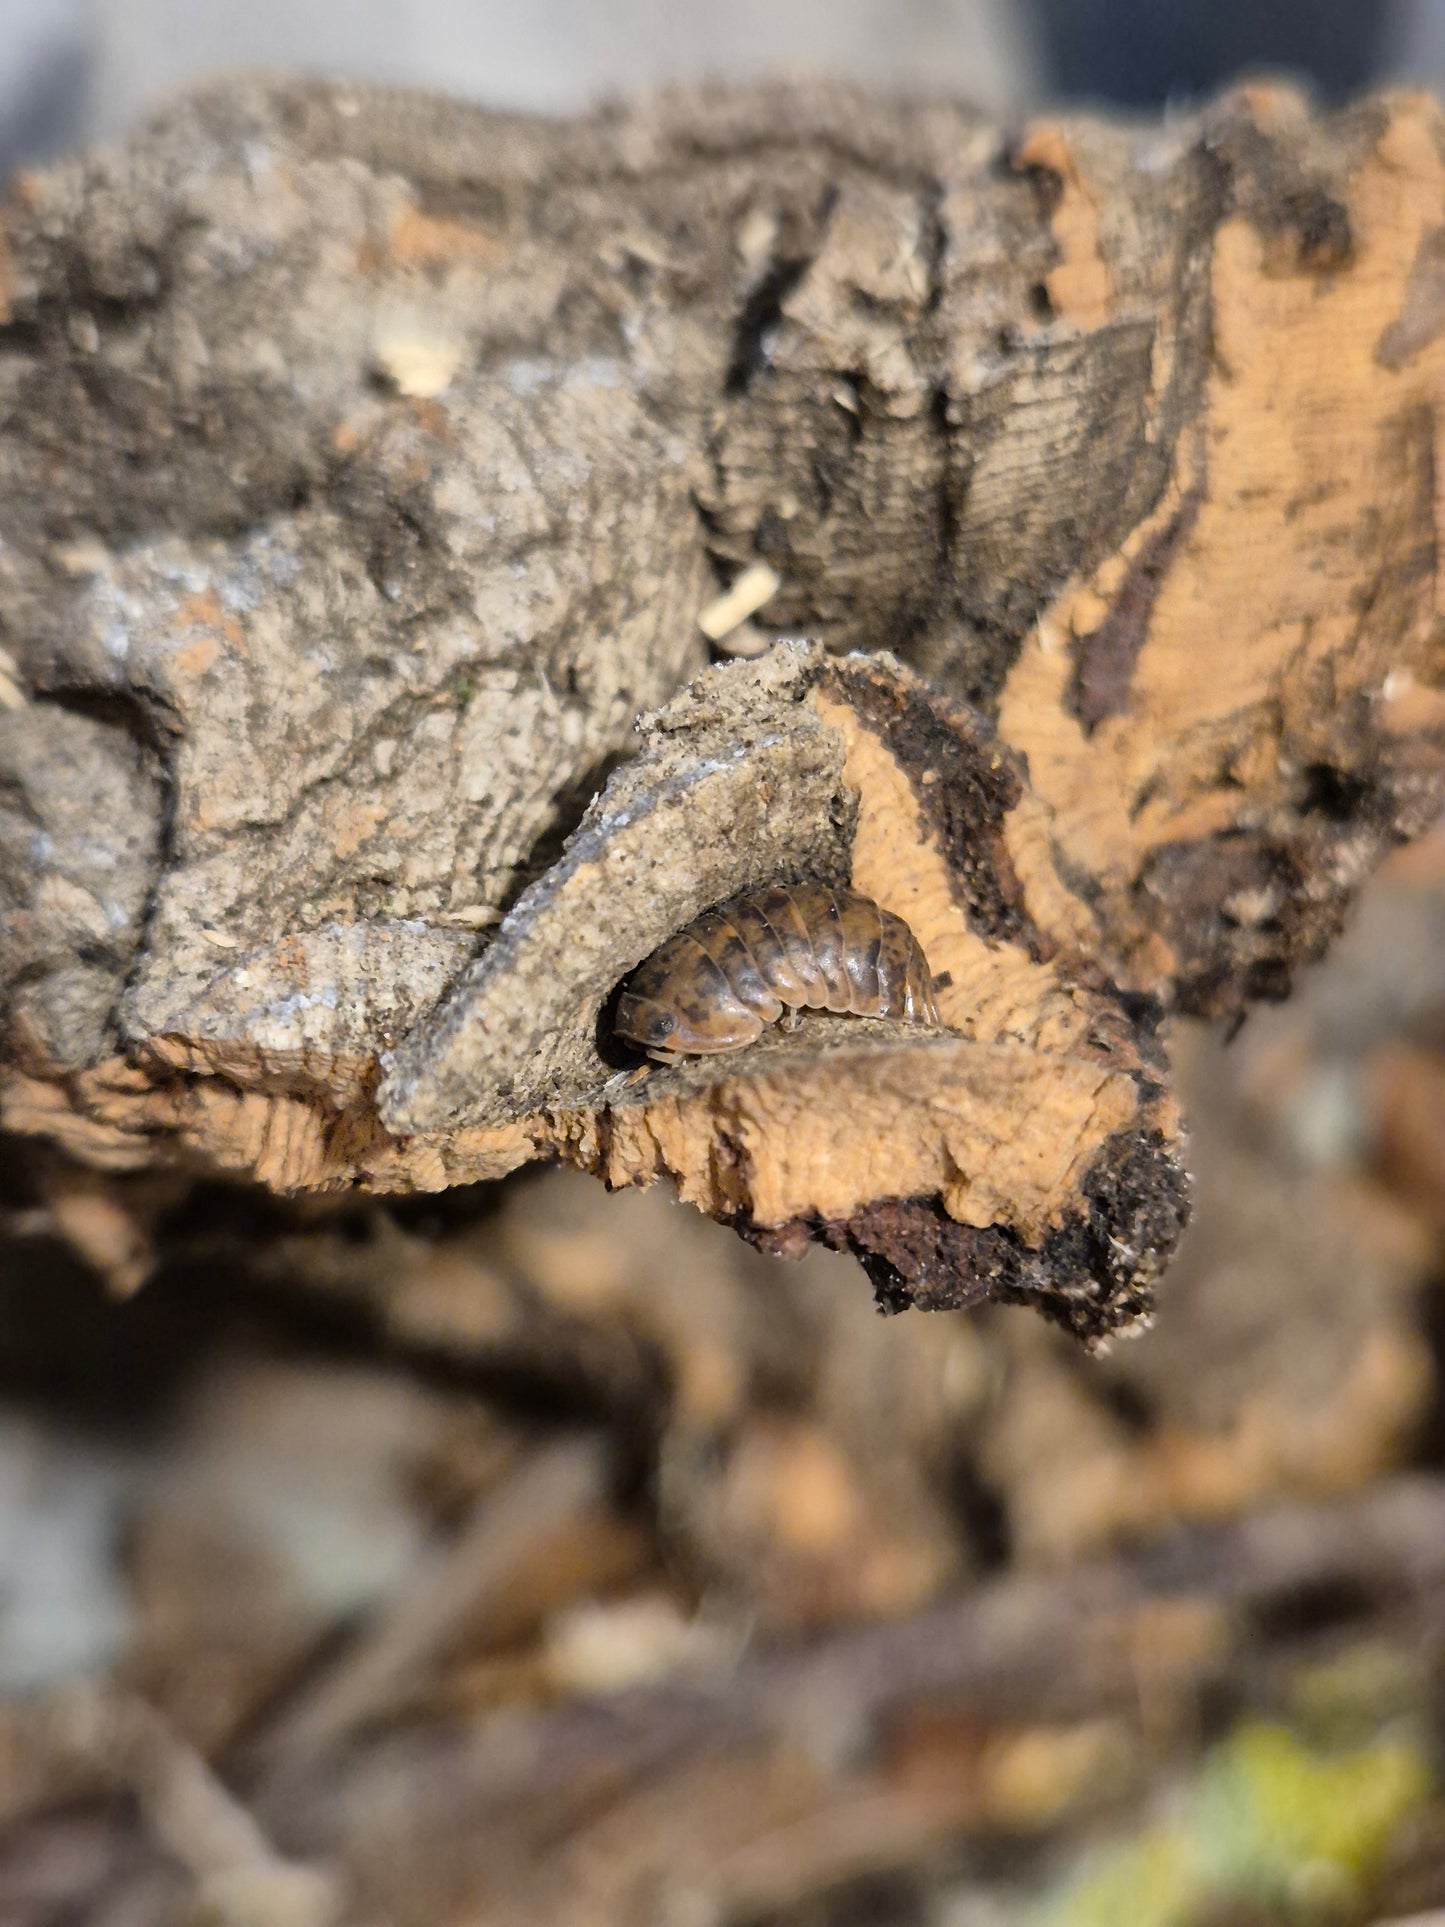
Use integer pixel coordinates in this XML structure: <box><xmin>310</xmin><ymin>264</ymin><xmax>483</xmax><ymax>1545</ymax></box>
<box><xmin>1</xmin><ymin>76</ymin><xmax>1442</xmax><ymax>1341</ymax></box>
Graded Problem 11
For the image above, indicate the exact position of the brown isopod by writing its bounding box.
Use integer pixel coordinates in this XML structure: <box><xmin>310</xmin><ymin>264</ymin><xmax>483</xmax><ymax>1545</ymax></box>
<box><xmin>613</xmin><ymin>881</ymin><xmax>944</xmax><ymax>1060</ymax></box>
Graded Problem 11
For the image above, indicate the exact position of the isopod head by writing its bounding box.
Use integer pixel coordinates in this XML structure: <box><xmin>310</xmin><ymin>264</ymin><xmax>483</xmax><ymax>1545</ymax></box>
<box><xmin>613</xmin><ymin>987</ymin><xmax>763</xmax><ymax>1056</ymax></box>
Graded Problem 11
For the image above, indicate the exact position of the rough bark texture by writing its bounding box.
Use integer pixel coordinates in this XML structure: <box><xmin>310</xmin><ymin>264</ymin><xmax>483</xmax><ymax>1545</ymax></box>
<box><xmin>1</xmin><ymin>76</ymin><xmax>1443</xmax><ymax>1339</ymax></box>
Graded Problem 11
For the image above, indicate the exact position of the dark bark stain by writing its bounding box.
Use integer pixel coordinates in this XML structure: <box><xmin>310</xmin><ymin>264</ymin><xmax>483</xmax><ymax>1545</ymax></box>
<box><xmin>825</xmin><ymin>656</ymin><xmax>1041</xmax><ymax>953</ymax></box>
<box><xmin>1138</xmin><ymin>830</ymin><xmax>1325</xmax><ymax>1019</ymax></box>
<box><xmin>1376</xmin><ymin>225</ymin><xmax>1445</xmax><ymax>371</ymax></box>
<box><xmin>1276</xmin><ymin>187</ymin><xmax>1353</xmax><ymax>273</ymax></box>
<box><xmin>1211</xmin><ymin>112</ymin><xmax>1356</xmax><ymax>276</ymax></box>
<box><xmin>751</xmin><ymin>1125</ymin><xmax>1189</xmax><ymax>1346</ymax></box>
<box><xmin>1066</xmin><ymin>473</ymin><xmax>1205</xmax><ymax>736</ymax></box>
<box><xmin>724</xmin><ymin>253</ymin><xmax>813</xmax><ymax>396</ymax></box>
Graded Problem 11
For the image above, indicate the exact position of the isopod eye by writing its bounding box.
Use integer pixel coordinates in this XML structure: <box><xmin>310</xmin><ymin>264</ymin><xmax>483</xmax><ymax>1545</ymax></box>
<box><xmin>653</xmin><ymin>1012</ymin><xmax>675</xmax><ymax>1037</ymax></box>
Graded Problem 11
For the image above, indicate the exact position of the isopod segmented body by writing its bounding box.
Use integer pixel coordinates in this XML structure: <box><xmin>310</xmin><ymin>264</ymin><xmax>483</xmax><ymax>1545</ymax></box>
<box><xmin>613</xmin><ymin>881</ymin><xmax>941</xmax><ymax>1058</ymax></box>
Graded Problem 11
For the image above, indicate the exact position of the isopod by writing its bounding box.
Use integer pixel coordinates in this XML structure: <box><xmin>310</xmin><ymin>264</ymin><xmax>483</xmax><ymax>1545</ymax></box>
<box><xmin>613</xmin><ymin>881</ymin><xmax>942</xmax><ymax>1059</ymax></box>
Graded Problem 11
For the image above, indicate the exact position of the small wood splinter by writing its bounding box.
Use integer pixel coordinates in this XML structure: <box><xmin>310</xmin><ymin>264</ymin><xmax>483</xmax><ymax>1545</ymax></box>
<box><xmin>613</xmin><ymin>881</ymin><xmax>942</xmax><ymax>1062</ymax></box>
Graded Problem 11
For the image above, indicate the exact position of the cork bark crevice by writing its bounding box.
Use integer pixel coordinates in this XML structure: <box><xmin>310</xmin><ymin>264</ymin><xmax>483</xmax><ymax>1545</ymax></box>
<box><xmin>1</xmin><ymin>75</ymin><xmax>1442</xmax><ymax>1338</ymax></box>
